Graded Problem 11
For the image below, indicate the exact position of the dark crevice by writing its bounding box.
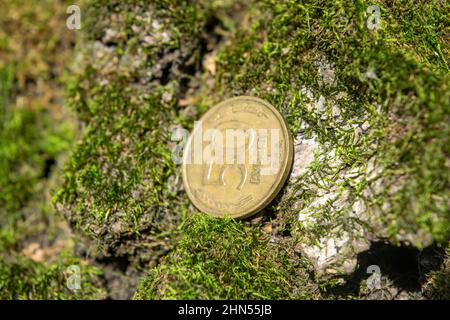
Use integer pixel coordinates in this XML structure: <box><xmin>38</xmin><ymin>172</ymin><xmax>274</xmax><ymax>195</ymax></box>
<box><xmin>42</xmin><ymin>157</ymin><xmax>56</xmax><ymax>178</ymax></box>
<box><xmin>356</xmin><ymin>241</ymin><xmax>421</xmax><ymax>291</ymax></box>
<box><xmin>94</xmin><ymin>251</ymin><xmax>138</xmax><ymax>299</ymax></box>
<box><xmin>178</xmin><ymin>59</ymin><xmax>199</xmax><ymax>96</ymax></box>
<box><xmin>203</xmin><ymin>15</ymin><xmax>224</xmax><ymax>50</ymax></box>
<box><xmin>177</xmin><ymin>14</ymin><xmax>225</xmax><ymax>101</ymax></box>
<box><xmin>73</xmin><ymin>236</ymin><xmax>143</xmax><ymax>300</ymax></box>
<box><xmin>159</xmin><ymin>60</ymin><xmax>173</xmax><ymax>86</ymax></box>
<box><xmin>321</xmin><ymin>241</ymin><xmax>446</xmax><ymax>297</ymax></box>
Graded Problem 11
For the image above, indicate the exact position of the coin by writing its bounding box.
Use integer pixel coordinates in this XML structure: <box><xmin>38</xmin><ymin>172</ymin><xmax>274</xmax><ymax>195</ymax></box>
<box><xmin>182</xmin><ymin>96</ymin><xmax>293</xmax><ymax>219</ymax></box>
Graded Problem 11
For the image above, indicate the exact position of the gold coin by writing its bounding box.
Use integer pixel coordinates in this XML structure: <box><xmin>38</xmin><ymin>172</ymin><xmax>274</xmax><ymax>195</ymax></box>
<box><xmin>182</xmin><ymin>96</ymin><xmax>293</xmax><ymax>219</ymax></box>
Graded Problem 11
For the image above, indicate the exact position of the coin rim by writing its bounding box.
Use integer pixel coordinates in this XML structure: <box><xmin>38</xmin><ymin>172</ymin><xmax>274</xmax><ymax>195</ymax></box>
<box><xmin>182</xmin><ymin>96</ymin><xmax>293</xmax><ymax>220</ymax></box>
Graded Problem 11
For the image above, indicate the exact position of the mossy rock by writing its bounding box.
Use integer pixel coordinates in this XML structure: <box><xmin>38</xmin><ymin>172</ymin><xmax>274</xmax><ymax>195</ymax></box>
<box><xmin>55</xmin><ymin>0</ymin><xmax>218</xmax><ymax>264</ymax></box>
<box><xmin>56</xmin><ymin>0</ymin><xmax>449</xmax><ymax>298</ymax></box>
<box><xmin>215</xmin><ymin>0</ymin><xmax>449</xmax><ymax>275</ymax></box>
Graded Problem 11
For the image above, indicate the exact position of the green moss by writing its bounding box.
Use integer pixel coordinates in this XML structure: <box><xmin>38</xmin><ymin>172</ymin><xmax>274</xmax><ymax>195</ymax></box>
<box><xmin>134</xmin><ymin>214</ymin><xmax>319</xmax><ymax>299</ymax></box>
<box><xmin>0</xmin><ymin>252</ymin><xmax>106</xmax><ymax>300</ymax></box>
<box><xmin>216</xmin><ymin>0</ymin><xmax>449</xmax><ymax>247</ymax></box>
<box><xmin>0</xmin><ymin>1</ymin><xmax>106</xmax><ymax>300</ymax></box>
<box><xmin>423</xmin><ymin>243</ymin><xmax>450</xmax><ymax>300</ymax></box>
<box><xmin>0</xmin><ymin>64</ymin><xmax>76</xmax><ymax>250</ymax></box>
<box><xmin>55</xmin><ymin>0</ymin><xmax>218</xmax><ymax>263</ymax></box>
<box><xmin>55</xmin><ymin>0</ymin><xmax>449</xmax><ymax>298</ymax></box>
<box><xmin>55</xmin><ymin>85</ymin><xmax>184</xmax><ymax>258</ymax></box>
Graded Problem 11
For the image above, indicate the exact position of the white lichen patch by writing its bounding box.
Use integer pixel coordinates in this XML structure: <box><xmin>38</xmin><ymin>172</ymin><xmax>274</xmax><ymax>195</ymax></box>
<box><xmin>290</xmin><ymin>133</ymin><xmax>320</xmax><ymax>181</ymax></box>
<box><xmin>282</xmin><ymin>77</ymin><xmax>431</xmax><ymax>277</ymax></box>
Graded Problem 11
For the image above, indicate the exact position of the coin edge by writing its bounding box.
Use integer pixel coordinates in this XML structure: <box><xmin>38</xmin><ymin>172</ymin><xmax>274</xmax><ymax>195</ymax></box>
<box><xmin>182</xmin><ymin>96</ymin><xmax>293</xmax><ymax>220</ymax></box>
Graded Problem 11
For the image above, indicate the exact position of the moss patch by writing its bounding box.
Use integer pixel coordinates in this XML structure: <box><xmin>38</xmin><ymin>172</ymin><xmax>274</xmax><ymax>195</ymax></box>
<box><xmin>2</xmin><ymin>0</ymin><xmax>447</xmax><ymax>299</ymax></box>
<box><xmin>54</xmin><ymin>0</ymin><xmax>223</xmax><ymax>264</ymax></box>
<box><xmin>134</xmin><ymin>214</ymin><xmax>319</xmax><ymax>299</ymax></box>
